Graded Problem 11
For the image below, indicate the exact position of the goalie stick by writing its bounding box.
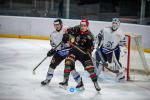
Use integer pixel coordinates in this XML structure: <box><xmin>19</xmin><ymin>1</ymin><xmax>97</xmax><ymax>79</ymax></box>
<box><xmin>94</xmin><ymin>48</ymin><xmax>126</xmax><ymax>74</ymax></box>
<box><xmin>32</xmin><ymin>41</ymin><xmax>62</xmax><ymax>75</ymax></box>
<box><xmin>67</xmin><ymin>34</ymin><xmax>122</xmax><ymax>73</ymax></box>
<box><xmin>69</xmin><ymin>42</ymin><xmax>119</xmax><ymax>73</ymax></box>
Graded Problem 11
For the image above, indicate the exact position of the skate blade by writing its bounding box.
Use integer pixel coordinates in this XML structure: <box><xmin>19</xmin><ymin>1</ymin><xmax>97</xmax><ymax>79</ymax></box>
<box><xmin>41</xmin><ymin>83</ymin><xmax>49</xmax><ymax>86</ymax></box>
<box><xmin>118</xmin><ymin>77</ymin><xmax>126</xmax><ymax>83</ymax></box>
<box><xmin>59</xmin><ymin>85</ymin><xmax>67</xmax><ymax>90</ymax></box>
<box><xmin>76</xmin><ymin>87</ymin><xmax>85</xmax><ymax>91</ymax></box>
<box><xmin>96</xmin><ymin>88</ymin><xmax>101</xmax><ymax>92</ymax></box>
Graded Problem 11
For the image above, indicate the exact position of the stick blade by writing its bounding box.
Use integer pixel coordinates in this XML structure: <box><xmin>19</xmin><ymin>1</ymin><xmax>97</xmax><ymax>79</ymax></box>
<box><xmin>32</xmin><ymin>70</ymin><xmax>36</xmax><ymax>75</ymax></box>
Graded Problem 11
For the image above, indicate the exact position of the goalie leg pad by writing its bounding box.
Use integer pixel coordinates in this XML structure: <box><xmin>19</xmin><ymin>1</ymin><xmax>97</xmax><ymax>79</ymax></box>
<box><xmin>105</xmin><ymin>52</ymin><xmax>113</xmax><ymax>63</ymax></box>
<box><xmin>114</xmin><ymin>46</ymin><xmax>121</xmax><ymax>61</ymax></box>
<box><xmin>113</xmin><ymin>46</ymin><xmax>123</xmax><ymax>70</ymax></box>
<box><xmin>95</xmin><ymin>50</ymin><xmax>101</xmax><ymax>67</ymax></box>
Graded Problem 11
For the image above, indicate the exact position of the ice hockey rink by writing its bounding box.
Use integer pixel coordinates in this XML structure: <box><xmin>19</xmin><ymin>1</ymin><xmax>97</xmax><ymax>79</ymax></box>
<box><xmin>0</xmin><ymin>38</ymin><xmax>150</xmax><ymax>100</ymax></box>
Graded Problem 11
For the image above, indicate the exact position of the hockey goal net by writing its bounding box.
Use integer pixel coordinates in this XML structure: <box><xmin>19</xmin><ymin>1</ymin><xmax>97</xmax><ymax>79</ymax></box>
<box><xmin>120</xmin><ymin>33</ymin><xmax>150</xmax><ymax>81</ymax></box>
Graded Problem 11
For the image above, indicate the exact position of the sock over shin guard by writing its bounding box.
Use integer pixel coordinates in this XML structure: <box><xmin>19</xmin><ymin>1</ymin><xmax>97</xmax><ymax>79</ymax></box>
<box><xmin>85</xmin><ymin>66</ymin><xmax>97</xmax><ymax>82</ymax></box>
<box><xmin>46</xmin><ymin>67</ymin><xmax>54</xmax><ymax>80</ymax></box>
<box><xmin>64</xmin><ymin>55</ymin><xmax>75</xmax><ymax>79</ymax></box>
<box><xmin>71</xmin><ymin>70</ymin><xmax>82</xmax><ymax>84</ymax></box>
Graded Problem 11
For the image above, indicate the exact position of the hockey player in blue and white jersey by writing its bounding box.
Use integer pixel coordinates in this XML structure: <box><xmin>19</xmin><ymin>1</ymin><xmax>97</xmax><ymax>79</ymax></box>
<box><xmin>41</xmin><ymin>19</ymin><xmax>84</xmax><ymax>88</ymax></box>
<box><xmin>94</xmin><ymin>18</ymin><xmax>126</xmax><ymax>81</ymax></box>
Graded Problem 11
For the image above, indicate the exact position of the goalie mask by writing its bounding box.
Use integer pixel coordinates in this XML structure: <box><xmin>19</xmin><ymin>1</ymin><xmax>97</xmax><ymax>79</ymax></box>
<box><xmin>112</xmin><ymin>18</ymin><xmax>120</xmax><ymax>31</ymax></box>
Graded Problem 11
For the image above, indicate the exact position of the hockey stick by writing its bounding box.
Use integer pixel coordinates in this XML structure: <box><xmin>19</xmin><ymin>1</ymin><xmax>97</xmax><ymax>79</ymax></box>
<box><xmin>69</xmin><ymin>42</ymin><xmax>86</xmax><ymax>55</ymax></box>
<box><xmin>89</xmin><ymin>52</ymin><xmax>119</xmax><ymax>73</ymax></box>
<box><xmin>96</xmin><ymin>50</ymin><xmax>106</xmax><ymax>65</ymax></box>
<box><xmin>33</xmin><ymin>56</ymin><xmax>48</xmax><ymax>75</ymax></box>
<box><xmin>67</xmin><ymin>33</ymin><xmax>121</xmax><ymax>73</ymax></box>
<box><xmin>32</xmin><ymin>41</ymin><xmax>63</xmax><ymax>75</ymax></box>
<box><xmin>69</xmin><ymin>42</ymin><xmax>119</xmax><ymax>73</ymax></box>
<box><xmin>95</xmin><ymin>46</ymin><xmax>126</xmax><ymax>74</ymax></box>
<box><xmin>96</xmin><ymin>48</ymin><xmax>125</xmax><ymax>73</ymax></box>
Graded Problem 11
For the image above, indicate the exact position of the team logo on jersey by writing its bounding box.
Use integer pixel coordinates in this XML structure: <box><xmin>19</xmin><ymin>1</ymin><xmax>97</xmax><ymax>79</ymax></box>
<box><xmin>104</xmin><ymin>41</ymin><xmax>114</xmax><ymax>49</ymax></box>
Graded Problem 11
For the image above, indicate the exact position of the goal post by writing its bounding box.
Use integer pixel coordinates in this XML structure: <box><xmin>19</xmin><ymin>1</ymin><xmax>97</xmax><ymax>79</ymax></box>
<box><xmin>121</xmin><ymin>33</ymin><xmax>150</xmax><ymax>81</ymax></box>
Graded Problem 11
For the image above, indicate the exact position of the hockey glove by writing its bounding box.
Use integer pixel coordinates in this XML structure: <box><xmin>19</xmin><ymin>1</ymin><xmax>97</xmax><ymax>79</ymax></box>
<box><xmin>87</xmin><ymin>46</ymin><xmax>94</xmax><ymax>54</ymax></box>
<box><xmin>62</xmin><ymin>34</ymin><xmax>69</xmax><ymax>43</ymax></box>
<box><xmin>47</xmin><ymin>49</ymin><xmax>56</xmax><ymax>57</ymax></box>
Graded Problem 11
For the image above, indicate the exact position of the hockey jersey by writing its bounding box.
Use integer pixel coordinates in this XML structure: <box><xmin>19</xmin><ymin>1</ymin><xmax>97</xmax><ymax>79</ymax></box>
<box><xmin>96</xmin><ymin>27</ymin><xmax>125</xmax><ymax>50</ymax></box>
<box><xmin>67</xmin><ymin>25</ymin><xmax>94</xmax><ymax>52</ymax></box>
<box><xmin>50</xmin><ymin>28</ymin><xmax>70</xmax><ymax>51</ymax></box>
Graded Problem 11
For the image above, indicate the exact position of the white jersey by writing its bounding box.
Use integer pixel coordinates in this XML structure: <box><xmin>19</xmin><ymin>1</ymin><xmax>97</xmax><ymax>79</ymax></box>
<box><xmin>96</xmin><ymin>27</ymin><xmax>125</xmax><ymax>50</ymax></box>
<box><xmin>50</xmin><ymin>28</ymin><xmax>69</xmax><ymax>50</ymax></box>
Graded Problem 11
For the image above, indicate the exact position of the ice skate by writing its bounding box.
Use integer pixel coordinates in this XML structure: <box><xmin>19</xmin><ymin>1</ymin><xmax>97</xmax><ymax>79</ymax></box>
<box><xmin>59</xmin><ymin>79</ymin><xmax>68</xmax><ymax>89</ymax></box>
<box><xmin>76</xmin><ymin>79</ymin><xmax>84</xmax><ymax>91</ymax></box>
<box><xmin>116</xmin><ymin>71</ymin><xmax>125</xmax><ymax>82</ymax></box>
<box><xmin>41</xmin><ymin>79</ymin><xmax>50</xmax><ymax>85</ymax></box>
<box><xmin>94</xmin><ymin>81</ymin><xmax>101</xmax><ymax>91</ymax></box>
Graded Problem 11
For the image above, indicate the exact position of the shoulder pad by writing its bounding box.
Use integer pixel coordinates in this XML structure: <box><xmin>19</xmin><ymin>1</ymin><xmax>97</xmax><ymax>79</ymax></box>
<box><xmin>87</xmin><ymin>34</ymin><xmax>94</xmax><ymax>40</ymax></box>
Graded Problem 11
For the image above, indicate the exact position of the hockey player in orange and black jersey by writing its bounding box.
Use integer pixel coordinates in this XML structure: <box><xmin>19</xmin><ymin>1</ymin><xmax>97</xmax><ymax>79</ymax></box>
<box><xmin>59</xmin><ymin>19</ymin><xmax>101</xmax><ymax>91</ymax></box>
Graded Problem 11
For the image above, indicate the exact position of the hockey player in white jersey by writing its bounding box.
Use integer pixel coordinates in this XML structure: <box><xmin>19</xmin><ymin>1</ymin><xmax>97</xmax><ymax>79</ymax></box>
<box><xmin>94</xmin><ymin>18</ymin><xmax>125</xmax><ymax>81</ymax></box>
<box><xmin>41</xmin><ymin>19</ymin><xmax>84</xmax><ymax>88</ymax></box>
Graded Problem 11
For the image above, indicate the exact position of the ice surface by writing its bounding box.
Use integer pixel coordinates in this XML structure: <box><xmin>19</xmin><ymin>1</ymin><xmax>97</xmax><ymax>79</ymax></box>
<box><xmin>0</xmin><ymin>38</ymin><xmax>150</xmax><ymax>100</ymax></box>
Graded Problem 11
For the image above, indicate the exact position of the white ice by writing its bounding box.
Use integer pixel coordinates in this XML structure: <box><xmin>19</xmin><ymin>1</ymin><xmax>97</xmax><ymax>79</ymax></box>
<box><xmin>0</xmin><ymin>38</ymin><xmax>150</xmax><ymax>100</ymax></box>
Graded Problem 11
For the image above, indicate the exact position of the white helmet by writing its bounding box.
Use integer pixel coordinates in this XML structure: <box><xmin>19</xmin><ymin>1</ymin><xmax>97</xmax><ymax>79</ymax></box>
<box><xmin>112</xmin><ymin>18</ymin><xmax>120</xmax><ymax>31</ymax></box>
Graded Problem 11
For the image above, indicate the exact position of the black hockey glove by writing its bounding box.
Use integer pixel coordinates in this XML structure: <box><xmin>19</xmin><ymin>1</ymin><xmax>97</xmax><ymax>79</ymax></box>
<box><xmin>47</xmin><ymin>49</ymin><xmax>56</xmax><ymax>57</ymax></box>
<box><xmin>62</xmin><ymin>34</ymin><xmax>69</xmax><ymax>43</ymax></box>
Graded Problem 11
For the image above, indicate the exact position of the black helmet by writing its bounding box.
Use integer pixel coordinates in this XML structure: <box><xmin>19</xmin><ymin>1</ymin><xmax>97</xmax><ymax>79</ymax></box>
<box><xmin>54</xmin><ymin>19</ymin><xmax>63</xmax><ymax>25</ymax></box>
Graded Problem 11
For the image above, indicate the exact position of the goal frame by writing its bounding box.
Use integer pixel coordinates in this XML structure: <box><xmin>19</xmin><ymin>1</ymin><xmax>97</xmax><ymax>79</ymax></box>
<box><xmin>125</xmin><ymin>34</ymin><xmax>150</xmax><ymax>81</ymax></box>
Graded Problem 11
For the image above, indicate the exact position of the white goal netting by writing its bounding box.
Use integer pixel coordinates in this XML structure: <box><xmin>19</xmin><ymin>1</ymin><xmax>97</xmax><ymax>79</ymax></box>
<box><xmin>120</xmin><ymin>33</ymin><xmax>150</xmax><ymax>81</ymax></box>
